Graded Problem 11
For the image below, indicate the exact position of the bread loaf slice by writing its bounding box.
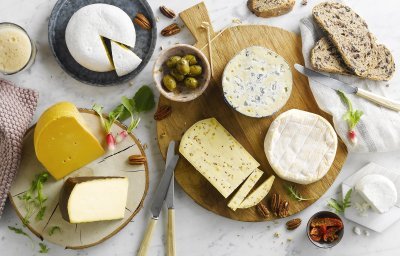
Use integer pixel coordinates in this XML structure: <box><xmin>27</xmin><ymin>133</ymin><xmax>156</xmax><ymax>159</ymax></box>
<box><xmin>312</xmin><ymin>2</ymin><xmax>376</xmax><ymax>77</ymax></box>
<box><xmin>247</xmin><ymin>0</ymin><xmax>295</xmax><ymax>18</ymax></box>
<box><xmin>312</xmin><ymin>37</ymin><xmax>396</xmax><ymax>81</ymax></box>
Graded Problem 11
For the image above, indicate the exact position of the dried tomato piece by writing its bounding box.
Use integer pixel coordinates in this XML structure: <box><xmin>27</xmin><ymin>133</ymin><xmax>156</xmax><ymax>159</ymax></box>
<box><xmin>310</xmin><ymin>218</ymin><xmax>343</xmax><ymax>229</ymax></box>
<box><xmin>323</xmin><ymin>227</ymin><xmax>340</xmax><ymax>242</ymax></box>
<box><xmin>309</xmin><ymin>227</ymin><xmax>322</xmax><ymax>241</ymax></box>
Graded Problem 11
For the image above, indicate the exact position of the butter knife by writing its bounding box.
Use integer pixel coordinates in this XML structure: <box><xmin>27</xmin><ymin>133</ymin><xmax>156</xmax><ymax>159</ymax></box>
<box><xmin>294</xmin><ymin>64</ymin><xmax>400</xmax><ymax>112</ymax></box>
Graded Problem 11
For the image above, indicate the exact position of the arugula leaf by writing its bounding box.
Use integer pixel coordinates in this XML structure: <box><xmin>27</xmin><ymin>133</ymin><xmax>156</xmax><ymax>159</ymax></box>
<box><xmin>337</xmin><ymin>91</ymin><xmax>363</xmax><ymax>129</ymax></box>
<box><xmin>8</xmin><ymin>226</ymin><xmax>32</xmax><ymax>241</ymax></box>
<box><xmin>327</xmin><ymin>189</ymin><xmax>353</xmax><ymax>213</ymax></box>
<box><xmin>286</xmin><ymin>185</ymin><xmax>314</xmax><ymax>201</ymax></box>
<box><xmin>38</xmin><ymin>243</ymin><xmax>49</xmax><ymax>253</ymax></box>
<box><xmin>133</xmin><ymin>85</ymin><xmax>155</xmax><ymax>113</ymax></box>
<box><xmin>48</xmin><ymin>226</ymin><xmax>61</xmax><ymax>236</ymax></box>
<box><xmin>121</xmin><ymin>96</ymin><xmax>140</xmax><ymax>132</ymax></box>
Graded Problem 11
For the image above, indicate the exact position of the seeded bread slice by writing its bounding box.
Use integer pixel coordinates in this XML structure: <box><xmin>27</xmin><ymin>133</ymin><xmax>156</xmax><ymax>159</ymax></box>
<box><xmin>312</xmin><ymin>2</ymin><xmax>377</xmax><ymax>77</ymax></box>
<box><xmin>312</xmin><ymin>37</ymin><xmax>396</xmax><ymax>81</ymax></box>
<box><xmin>247</xmin><ymin>0</ymin><xmax>295</xmax><ymax>18</ymax></box>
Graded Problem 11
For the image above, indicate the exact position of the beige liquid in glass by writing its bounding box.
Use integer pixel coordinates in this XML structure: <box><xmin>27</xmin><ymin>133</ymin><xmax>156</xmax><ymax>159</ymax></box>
<box><xmin>0</xmin><ymin>24</ymin><xmax>32</xmax><ymax>74</ymax></box>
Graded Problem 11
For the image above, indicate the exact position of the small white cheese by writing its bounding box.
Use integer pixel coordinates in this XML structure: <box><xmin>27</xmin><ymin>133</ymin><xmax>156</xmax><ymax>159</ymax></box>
<box><xmin>65</xmin><ymin>4</ymin><xmax>136</xmax><ymax>72</ymax></box>
<box><xmin>264</xmin><ymin>109</ymin><xmax>338</xmax><ymax>184</ymax></box>
<box><xmin>111</xmin><ymin>41</ymin><xmax>142</xmax><ymax>76</ymax></box>
<box><xmin>355</xmin><ymin>174</ymin><xmax>397</xmax><ymax>214</ymax></box>
<box><xmin>237</xmin><ymin>175</ymin><xmax>275</xmax><ymax>209</ymax></box>
<box><xmin>222</xmin><ymin>46</ymin><xmax>292</xmax><ymax>118</ymax></box>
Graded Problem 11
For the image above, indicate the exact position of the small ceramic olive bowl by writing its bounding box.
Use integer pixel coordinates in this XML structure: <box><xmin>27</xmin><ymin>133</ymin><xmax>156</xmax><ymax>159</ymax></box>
<box><xmin>306</xmin><ymin>211</ymin><xmax>344</xmax><ymax>249</ymax></box>
<box><xmin>153</xmin><ymin>44</ymin><xmax>211</xmax><ymax>102</ymax></box>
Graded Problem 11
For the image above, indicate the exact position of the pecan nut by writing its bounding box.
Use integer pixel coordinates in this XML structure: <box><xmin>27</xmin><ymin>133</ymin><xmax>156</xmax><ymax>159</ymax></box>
<box><xmin>128</xmin><ymin>155</ymin><xmax>147</xmax><ymax>165</ymax></box>
<box><xmin>270</xmin><ymin>193</ymin><xmax>281</xmax><ymax>216</ymax></box>
<box><xmin>278</xmin><ymin>200</ymin><xmax>289</xmax><ymax>218</ymax></box>
<box><xmin>257</xmin><ymin>203</ymin><xmax>270</xmax><ymax>218</ymax></box>
<box><xmin>161</xmin><ymin>23</ymin><xmax>181</xmax><ymax>36</ymax></box>
<box><xmin>134</xmin><ymin>13</ymin><xmax>152</xmax><ymax>30</ymax></box>
<box><xmin>154</xmin><ymin>105</ymin><xmax>172</xmax><ymax>121</ymax></box>
<box><xmin>159</xmin><ymin>5</ymin><xmax>176</xmax><ymax>19</ymax></box>
<box><xmin>286</xmin><ymin>218</ymin><xmax>302</xmax><ymax>230</ymax></box>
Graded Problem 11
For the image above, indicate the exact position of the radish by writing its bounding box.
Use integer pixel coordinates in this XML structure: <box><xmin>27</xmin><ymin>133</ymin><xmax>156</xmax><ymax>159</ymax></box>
<box><xmin>337</xmin><ymin>91</ymin><xmax>363</xmax><ymax>146</ymax></box>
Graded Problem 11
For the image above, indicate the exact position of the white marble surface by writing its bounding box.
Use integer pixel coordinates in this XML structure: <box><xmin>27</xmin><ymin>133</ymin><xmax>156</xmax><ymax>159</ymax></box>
<box><xmin>1</xmin><ymin>0</ymin><xmax>400</xmax><ymax>255</ymax></box>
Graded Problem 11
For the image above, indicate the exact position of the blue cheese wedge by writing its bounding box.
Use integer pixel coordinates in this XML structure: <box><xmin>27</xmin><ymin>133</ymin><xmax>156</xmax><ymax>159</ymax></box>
<box><xmin>65</xmin><ymin>4</ymin><xmax>137</xmax><ymax>72</ymax></box>
<box><xmin>179</xmin><ymin>118</ymin><xmax>260</xmax><ymax>198</ymax></box>
<box><xmin>355</xmin><ymin>174</ymin><xmax>397</xmax><ymax>214</ymax></box>
<box><xmin>222</xmin><ymin>46</ymin><xmax>292</xmax><ymax>118</ymax></box>
<box><xmin>111</xmin><ymin>41</ymin><xmax>142</xmax><ymax>77</ymax></box>
<box><xmin>264</xmin><ymin>109</ymin><xmax>337</xmax><ymax>185</ymax></box>
<box><xmin>228</xmin><ymin>169</ymin><xmax>264</xmax><ymax>211</ymax></box>
<box><xmin>238</xmin><ymin>175</ymin><xmax>275</xmax><ymax>209</ymax></box>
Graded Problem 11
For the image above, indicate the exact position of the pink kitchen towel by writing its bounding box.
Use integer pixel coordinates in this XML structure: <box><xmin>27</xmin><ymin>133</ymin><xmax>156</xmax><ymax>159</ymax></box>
<box><xmin>0</xmin><ymin>79</ymin><xmax>38</xmax><ymax>217</ymax></box>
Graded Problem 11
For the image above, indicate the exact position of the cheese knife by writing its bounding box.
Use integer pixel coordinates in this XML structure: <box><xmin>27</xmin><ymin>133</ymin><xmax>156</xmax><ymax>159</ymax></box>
<box><xmin>166</xmin><ymin>172</ymin><xmax>175</xmax><ymax>256</ymax></box>
<box><xmin>294</xmin><ymin>64</ymin><xmax>400</xmax><ymax>112</ymax></box>
<box><xmin>137</xmin><ymin>141</ymin><xmax>178</xmax><ymax>256</ymax></box>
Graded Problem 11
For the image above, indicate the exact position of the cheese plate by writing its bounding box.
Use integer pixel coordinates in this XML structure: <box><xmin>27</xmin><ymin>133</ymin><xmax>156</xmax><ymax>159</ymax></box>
<box><xmin>9</xmin><ymin>109</ymin><xmax>149</xmax><ymax>249</ymax></box>
<box><xmin>48</xmin><ymin>0</ymin><xmax>156</xmax><ymax>86</ymax></box>
<box><xmin>156</xmin><ymin>2</ymin><xmax>348</xmax><ymax>222</ymax></box>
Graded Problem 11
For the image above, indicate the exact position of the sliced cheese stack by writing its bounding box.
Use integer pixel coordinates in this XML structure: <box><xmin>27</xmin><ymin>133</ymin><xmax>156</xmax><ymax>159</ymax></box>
<box><xmin>34</xmin><ymin>102</ymin><xmax>105</xmax><ymax>180</ymax></box>
<box><xmin>222</xmin><ymin>46</ymin><xmax>292</xmax><ymax>118</ymax></box>
<box><xmin>65</xmin><ymin>4</ymin><xmax>139</xmax><ymax>73</ymax></box>
<box><xmin>355</xmin><ymin>174</ymin><xmax>397</xmax><ymax>213</ymax></box>
<box><xmin>179</xmin><ymin>118</ymin><xmax>260</xmax><ymax>198</ymax></box>
<box><xmin>238</xmin><ymin>175</ymin><xmax>275</xmax><ymax>209</ymax></box>
<box><xmin>264</xmin><ymin>109</ymin><xmax>338</xmax><ymax>185</ymax></box>
<box><xmin>59</xmin><ymin>177</ymin><xmax>129</xmax><ymax>223</ymax></box>
<box><xmin>111</xmin><ymin>40</ymin><xmax>142</xmax><ymax>77</ymax></box>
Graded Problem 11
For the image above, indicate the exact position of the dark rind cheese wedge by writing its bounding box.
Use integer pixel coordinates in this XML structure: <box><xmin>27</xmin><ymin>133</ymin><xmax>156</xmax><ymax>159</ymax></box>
<box><xmin>59</xmin><ymin>176</ymin><xmax>129</xmax><ymax>223</ymax></box>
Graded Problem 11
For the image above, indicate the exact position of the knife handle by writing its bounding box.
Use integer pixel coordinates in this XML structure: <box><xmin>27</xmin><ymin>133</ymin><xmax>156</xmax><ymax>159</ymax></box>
<box><xmin>167</xmin><ymin>208</ymin><xmax>176</xmax><ymax>256</ymax></box>
<box><xmin>137</xmin><ymin>217</ymin><xmax>158</xmax><ymax>256</ymax></box>
<box><xmin>357</xmin><ymin>88</ymin><xmax>400</xmax><ymax>112</ymax></box>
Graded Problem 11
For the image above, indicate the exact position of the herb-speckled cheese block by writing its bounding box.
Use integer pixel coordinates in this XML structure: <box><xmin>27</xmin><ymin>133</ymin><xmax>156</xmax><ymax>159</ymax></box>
<box><xmin>179</xmin><ymin>118</ymin><xmax>260</xmax><ymax>198</ymax></box>
<box><xmin>238</xmin><ymin>175</ymin><xmax>275</xmax><ymax>209</ymax></box>
<box><xmin>228</xmin><ymin>168</ymin><xmax>263</xmax><ymax>211</ymax></box>
<box><xmin>264</xmin><ymin>109</ymin><xmax>338</xmax><ymax>185</ymax></box>
<box><xmin>222</xmin><ymin>46</ymin><xmax>292</xmax><ymax>118</ymax></box>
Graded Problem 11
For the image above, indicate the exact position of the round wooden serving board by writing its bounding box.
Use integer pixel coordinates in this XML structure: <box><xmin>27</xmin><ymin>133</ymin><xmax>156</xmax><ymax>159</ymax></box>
<box><xmin>156</xmin><ymin>3</ymin><xmax>348</xmax><ymax>222</ymax></box>
<box><xmin>9</xmin><ymin>109</ymin><xmax>148</xmax><ymax>249</ymax></box>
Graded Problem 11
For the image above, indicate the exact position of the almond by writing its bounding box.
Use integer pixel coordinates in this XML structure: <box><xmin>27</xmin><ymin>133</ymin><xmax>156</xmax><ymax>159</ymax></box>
<box><xmin>134</xmin><ymin>13</ymin><xmax>151</xmax><ymax>30</ymax></box>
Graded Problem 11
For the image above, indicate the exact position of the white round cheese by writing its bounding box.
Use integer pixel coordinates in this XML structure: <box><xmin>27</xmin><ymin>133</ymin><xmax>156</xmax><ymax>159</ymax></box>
<box><xmin>65</xmin><ymin>4</ymin><xmax>136</xmax><ymax>72</ymax></box>
<box><xmin>355</xmin><ymin>174</ymin><xmax>397</xmax><ymax>214</ymax></box>
<box><xmin>111</xmin><ymin>41</ymin><xmax>142</xmax><ymax>77</ymax></box>
<box><xmin>264</xmin><ymin>109</ymin><xmax>338</xmax><ymax>185</ymax></box>
<box><xmin>222</xmin><ymin>46</ymin><xmax>292</xmax><ymax>118</ymax></box>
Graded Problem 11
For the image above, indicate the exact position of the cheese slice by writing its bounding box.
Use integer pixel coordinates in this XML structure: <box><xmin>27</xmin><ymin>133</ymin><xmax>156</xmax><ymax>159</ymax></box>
<box><xmin>179</xmin><ymin>118</ymin><xmax>260</xmax><ymax>198</ymax></box>
<box><xmin>59</xmin><ymin>177</ymin><xmax>129</xmax><ymax>223</ymax></box>
<box><xmin>65</xmin><ymin>4</ymin><xmax>136</xmax><ymax>72</ymax></box>
<box><xmin>264</xmin><ymin>109</ymin><xmax>338</xmax><ymax>185</ymax></box>
<box><xmin>355</xmin><ymin>174</ymin><xmax>397</xmax><ymax>214</ymax></box>
<box><xmin>111</xmin><ymin>41</ymin><xmax>142</xmax><ymax>76</ymax></box>
<box><xmin>238</xmin><ymin>175</ymin><xmax>275</xmax><ymax>209</ymax></box>
<box><xmin>34</xmin><ymin>102</ymin><xmax>105</xmax><ymax>180</ymax></box>
<box><xmin>222</xmin><ymin>46</ymin><xmax>292</xmax><ymax>118</ymax></box>
<box><xmin>228</xmin><ymin>169</ymin><xmax>263</xmax><ymax>211</ymax></box>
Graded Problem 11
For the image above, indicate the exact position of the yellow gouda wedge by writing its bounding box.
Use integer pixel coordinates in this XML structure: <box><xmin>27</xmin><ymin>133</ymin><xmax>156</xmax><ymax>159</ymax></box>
<box><xmin>34</xmin><ymin>102</ymin><xmax>105</xmax><ymax>180</ymax></box>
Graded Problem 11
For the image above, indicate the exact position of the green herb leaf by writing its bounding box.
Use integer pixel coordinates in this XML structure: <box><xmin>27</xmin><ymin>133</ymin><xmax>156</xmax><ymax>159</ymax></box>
<box><xmin>337</xmin><ymin>91</ymin><xmax>363</xmax><ymax>130</ymax></box>
<box><xmin>106</xmin><ymin>105</ymin><xmax>124</xmax><ymax>132</ymax></box>
<box><xmin>121</xmin><ymin>96</ymin><xmax>140</xmax><ymax>132</ymax></box>
<box><xmin>8</xmin><ymin>226</ymin><xmax>33</xmax><ymax>241</ymax></box>
<box><xmin>133</xmin><ymin>85</ymin><xmax>155</xmax><ymax>113</ymax></box>
<box><xmin>286</xmin><ymin>185</ymin><xmax>314</xmax><ymax>201</ymax></box>
<box><xmin>48</xmin><ymin>226</ymin><xmax>61</xmax><ymax>236</ymax></box>
<box><xmin>343</xmin><ymin>188</ymin><xmax>352</xmax><ymax>208</ymax></box>
<box><xmin>38</xmin><ymin>242</ymin><xmax>49</xmax><ymax>253</ymax></box>
<box><xmin>92</xmin><ymin>104</ymin><xmax>106</xmax><ymax>131</ymax></box>
<box><xmin>327</xmin><ymin>189</ymin><xmax>353</xmax><ymax>213</ymax></box>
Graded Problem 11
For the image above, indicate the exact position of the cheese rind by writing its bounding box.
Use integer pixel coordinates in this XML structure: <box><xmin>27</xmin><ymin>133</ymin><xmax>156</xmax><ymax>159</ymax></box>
<box><xmin>222</xmin><ymin>46</ymin><xmax>292</xmax><ymax>118</ymax></box>
<box><xmin>228</xmin><ymin>169</ymin><xmax>264</xmax><ymax>211</ymax></box>
<box><xmin>34</xmin><ymin>102</ymin><xmax>105</xmax><ymax>180</ymax></box>
<box><xmin>111</xmin><ymin>41</ymin><xmax>142</xmax><ymax>76</ymax></box>
<box><xmin>355</xmin><ymin>174</ymin><xmax>397</xmax><ymax>214</ymax></box>
<box><xmin>179</xmin><ymin>118</ymin><xmax>260</xmax><ymax>198</ymax></box>
<box><xmin>59</xmin><ymin>177</ymin><xmax>129</xmax><ymax>223</ymax></box>
<box><xmin>264</xmin><ymin>109</ymin><xmax>337</xmax><ymax>185</ymax></box>
<box><xmin>65</xmin><ymin>4</ymin><xmax>136</xmax><ymax>72</ymax></box>
<box><xmin>238</xmin><ymin>175</ymin><xmax>275</xmax><ymax>209</ymax></box>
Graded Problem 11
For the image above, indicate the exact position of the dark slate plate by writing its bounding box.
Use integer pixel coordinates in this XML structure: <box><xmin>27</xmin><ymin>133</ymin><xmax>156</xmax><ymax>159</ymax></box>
<box><xmin>48</xmin><ymin>0</ymin><xmax>157</xmax><ymax>86</ymax></box>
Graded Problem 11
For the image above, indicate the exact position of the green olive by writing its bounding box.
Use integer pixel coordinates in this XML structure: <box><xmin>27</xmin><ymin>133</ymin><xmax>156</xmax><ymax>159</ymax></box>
<box><xmin>166</xmin><ymin>56</ymin><xmax>182</xmax><ymax>68</ymax></box>
<box><xmin>162</xmin><ymin>74</ymin><xmax>177</xmax><ymax>91</ymax></box>
<box><xmin>184</xmin><ymin>77</ymin><xmax>199</xmax><ymax>89</ymax></box>
<box><xmin>170</xmin><ymin>69</ymin><xmax>185</xmax><ymax>82</ymax></box>
<box><xmin>183</xmin><ymin>54</ymin><xmax>198</xmax><ymax>65</ymax></box>
<box><xmin>188</xmin><ymin>65</ymin><xmax>203</xmax><ymax>77</ymax></box>
<box><xmin>176</xmin><ymin>59</ymin><xmax>190</xmax><ymax>75</ymax></box>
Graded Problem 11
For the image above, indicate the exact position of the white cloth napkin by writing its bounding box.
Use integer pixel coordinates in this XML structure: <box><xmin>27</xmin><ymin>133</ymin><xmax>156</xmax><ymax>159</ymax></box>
<box><xmin>299</xmin><ymin>15</ymin><xmax>400</xmax><ymax>153</ymax></box>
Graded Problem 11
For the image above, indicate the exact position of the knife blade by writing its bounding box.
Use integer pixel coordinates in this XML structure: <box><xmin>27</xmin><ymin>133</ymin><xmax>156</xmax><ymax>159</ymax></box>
<box><xmin>166</xmin><ymin>171</ymin><xmax>175</xmax><ymax>256</ymax></box>
<box><xmin>294</xmin><ymin>64</ymin><xmax>400</xmax><ymax>112</ymax></box>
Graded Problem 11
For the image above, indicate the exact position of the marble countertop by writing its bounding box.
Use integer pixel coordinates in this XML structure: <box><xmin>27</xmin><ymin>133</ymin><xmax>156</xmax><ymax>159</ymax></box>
<box><xmin>1</xmin><ymin>0</ymin><xmax>400</xmax><ymax>255</ymax></box>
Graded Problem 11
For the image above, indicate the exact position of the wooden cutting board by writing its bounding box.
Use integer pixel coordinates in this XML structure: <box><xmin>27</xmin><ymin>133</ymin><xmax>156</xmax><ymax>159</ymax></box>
<box><xmin>156</xmin><ymin>2</ymin><xmax>348</xmax><ymax>222</ymax></box>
